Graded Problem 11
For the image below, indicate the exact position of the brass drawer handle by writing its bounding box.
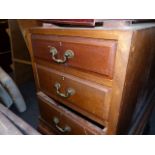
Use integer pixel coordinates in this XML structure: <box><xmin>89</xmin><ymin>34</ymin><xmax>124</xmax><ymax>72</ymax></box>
<box><xmin>54</xmin><ymin>82</ymin><xmax>75</xmax><ymax>98</ymax></box>
<box><xmin>49</xmin><ymin>46</ymin><xmax>74</xmax><ymax>64</ymax></box>
<box><xmin>53</xmin><ymin>117</ymin><xmax>71</xmax><ymax>133</ymax></box>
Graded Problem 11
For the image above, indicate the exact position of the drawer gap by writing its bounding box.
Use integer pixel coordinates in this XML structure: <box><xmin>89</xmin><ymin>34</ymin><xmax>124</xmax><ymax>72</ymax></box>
<box><xmin>55</xmin><ymin>100</ymin><xmax>106</xmax><ymax>130</ymax></box>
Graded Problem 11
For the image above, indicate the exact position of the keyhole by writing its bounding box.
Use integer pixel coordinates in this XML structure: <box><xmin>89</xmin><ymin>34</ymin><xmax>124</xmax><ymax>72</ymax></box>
<box><xmin>62</xmin><ymin>76</ymin><xmax>65</xmax><ymax>80</ymax></box>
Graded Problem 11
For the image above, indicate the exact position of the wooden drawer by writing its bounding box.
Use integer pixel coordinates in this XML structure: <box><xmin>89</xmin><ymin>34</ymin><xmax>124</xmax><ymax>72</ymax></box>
<box><xmin>36</xmin><ymin>64</ymin><xmax>111</xmax><ymax>125</ymax></box>
<box><xmin>32</xmin><ymin>34</ymin><xmax>117</xmax><ymax>78</ymax></box>
<box><xmin>37</xmin><ymin>92</ymin><xmax>106</xmax><ymax>135</ymax></box>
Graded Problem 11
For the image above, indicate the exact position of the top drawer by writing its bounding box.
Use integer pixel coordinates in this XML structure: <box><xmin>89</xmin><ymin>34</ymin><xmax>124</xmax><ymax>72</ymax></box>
<box><xmin>31</xmin><ymin>34</ymin><xmax>117</xmax><ymax>78</ymax></box>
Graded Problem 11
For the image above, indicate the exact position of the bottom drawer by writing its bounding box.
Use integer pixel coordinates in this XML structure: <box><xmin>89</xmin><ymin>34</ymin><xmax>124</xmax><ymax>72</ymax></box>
<box><xmin>37</xmin><ymin>92</ymin><xmax>106</xmax><ymax>135</ymax></box>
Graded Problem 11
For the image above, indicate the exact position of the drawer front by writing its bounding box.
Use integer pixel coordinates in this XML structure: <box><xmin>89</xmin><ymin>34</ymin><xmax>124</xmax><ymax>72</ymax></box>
<box><xmin>32</xmin><ymin>34</ymin><xmax>117</xmax><ymax>77</ymax></box>
<box><xmin>37</xmin><ymin>92</ymin><xmax>106</xmax><ymax>135</ymax></box>
<box><xmin>36</xmin><ymin>64</ymin><xmax>111</xmax><ymax>125</ymax></box>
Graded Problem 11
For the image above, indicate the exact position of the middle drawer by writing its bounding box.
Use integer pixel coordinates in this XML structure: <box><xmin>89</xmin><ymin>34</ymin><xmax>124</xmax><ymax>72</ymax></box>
<box><xmin>36</xmin><ymin>64</ymin><xmax>111</xmax><ymax>125</ymax></box>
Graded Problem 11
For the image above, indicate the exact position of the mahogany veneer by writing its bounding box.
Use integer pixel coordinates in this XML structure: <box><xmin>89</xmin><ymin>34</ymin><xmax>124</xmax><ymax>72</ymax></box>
<box><xmin>28</xmin><ymin>23</ymin><xmax>155</xmax><ymax>134</ymax></box>
<box><xmin>37</xmin><ymin>92</ymin><xmax>106</xmax><ymax>135</ymax></box>
<box><xmin>32</xmin><ymin>35</ymin><xmax>116</xmax><ymax>78</ymax></box>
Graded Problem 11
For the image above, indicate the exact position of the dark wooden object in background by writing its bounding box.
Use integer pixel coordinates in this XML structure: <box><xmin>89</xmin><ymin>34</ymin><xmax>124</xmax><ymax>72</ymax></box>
<box><xmin>0</xmin><ymin>20</ymin><xmax>12</xmax><ymax>73</ymax></box>
<box><xmin>40</xmin><ymin>19</ymin><xmax>103</xmax><ymax>27</ymax></box>
<box><xmin>8</xmin><ymin>20</ymin><xmax>34</xmax><ymax>85</ymax></box>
